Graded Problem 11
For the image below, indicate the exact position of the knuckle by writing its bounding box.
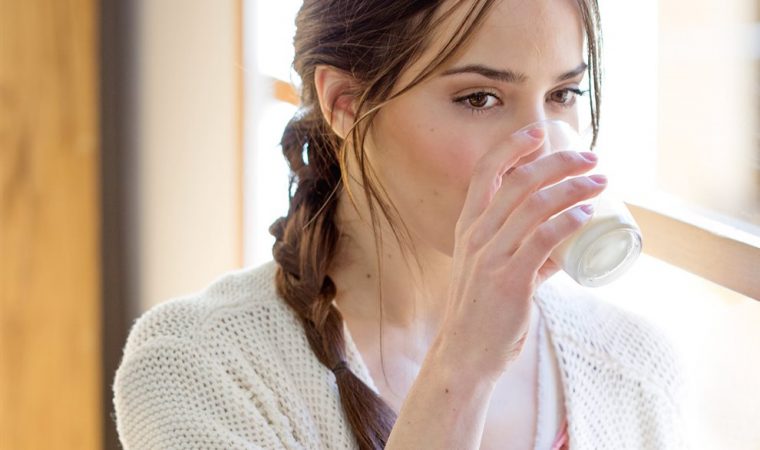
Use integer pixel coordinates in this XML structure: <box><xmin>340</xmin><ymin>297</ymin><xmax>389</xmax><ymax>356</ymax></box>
<box><xmin>567</xmin><ymin>177</ymin><xmax>589</xmax><ymax>197</ymax></box>
<box><xmin>557</xmin><ymin>150</ymin><xmax>576</xmax><ymax>165</ymax></box>
<box><xmin>464</xmin><ymin>225</ymin><xmax>486</xmax><ymax>251</ymax></box>
<box><xmin>510</xmin><ymin>164</ymin><xmax>534</xmax><ymax>183</ymax></box>
<box><xmin>475</xmin><ymin>251</ymin><xmax>502</xmax><ymax>277</ymax></box>
<box><xmin>477</xmin><ymin>250</ymin><xmax>499</xmax><ymax>270</ymax></box>
<box><xmin>533</xmin><ymin>222</ymin><xmax>557</xmax><ymax>249</ymax></box>
<box><xmin>528</xmin><ymin>189</ymin><xmax>550</xmax><ymax>209</ymax></box>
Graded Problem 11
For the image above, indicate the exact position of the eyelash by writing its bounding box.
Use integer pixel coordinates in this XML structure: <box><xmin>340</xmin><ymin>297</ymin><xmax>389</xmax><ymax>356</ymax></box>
<box><xmin>453</xmin><ymin>87</ymin><xmax>589</xmax><ymax>114</ymax></box>
<box><xmin>550</xmin><ymin>87</ymin><xmax>588</xmax><ymax>109</ymax></box>
<box><xmin>453</xmin><ymin>91</ymin><xmax>501</xmax><ymax>115</ymax></box>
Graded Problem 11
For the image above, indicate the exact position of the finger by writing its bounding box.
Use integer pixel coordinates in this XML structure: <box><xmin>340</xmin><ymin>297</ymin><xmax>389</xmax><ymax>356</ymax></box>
<box><xmin>536</xmin><ymin>258</ymin><xmax>562</xmax><ymax>283</ymax></box>
<box><xmin>491</xmin><ymin>173</ymin><xmax>606</xmax><ymax>256</ymax></box>
<box><xmin>510</xmin><ymin>204</ymin><xmax>595</xmax><ymax>277</ymax></box>
<box><xmin>457</xmin><ymin>128</ymin><xmax>546</xmax><ymax>233</ymax></box>
<box><xmin>472</xmin><ymin>150</ymin><xmax>599</xmax><ymax>244</ymax></box>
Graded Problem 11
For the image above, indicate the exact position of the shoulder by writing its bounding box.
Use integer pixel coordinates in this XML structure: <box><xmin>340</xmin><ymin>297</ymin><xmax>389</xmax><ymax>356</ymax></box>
<box><xmin>119</xmin><ymin>260</ymin><xmax>285</xmax><ymax>356</ymax></box>
<box><xmin>112</xmin><ymin>260</ymin><xmax>315</xmax><ymax>449</ymax></box>
<box><xmin>114</xmin><ymin>259</ymin><xmax>307</xmax><ymax>392</ymax></box>
<box><xmin>535</xmin><ymin>273</ymin><xmax>685</xmax><ymax>395</ymax></box>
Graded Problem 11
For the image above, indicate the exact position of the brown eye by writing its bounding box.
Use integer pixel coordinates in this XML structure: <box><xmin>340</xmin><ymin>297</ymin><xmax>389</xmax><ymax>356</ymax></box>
<box><xmin>468</xmin><ymin>92</ymin><xmax>490</xmax><ymax>108</ymax></box>
<box><xmin>454</xmin><ymin>91</ymin><xmax>500</xmax><ymax>112</ymax></box>
<box><xmin>553</xmin><ymin>90</ymin><xmax>571</xmax><ymax>103</ymax></box>
<box><xmin>550</xmin><ymin>88</ymin><xmax>585</xmax><ymax>108</ymax></box>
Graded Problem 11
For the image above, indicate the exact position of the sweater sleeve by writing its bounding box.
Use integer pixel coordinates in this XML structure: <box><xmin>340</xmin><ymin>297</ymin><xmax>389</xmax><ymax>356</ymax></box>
<box><xmin>113</xmin><ymin>336</ymin><xmax>289</xmax><ymax>450</ymax></box>
<box><xmin>632</xmin><ymin>315</ymin><xmax>692</xmax><ymax>450</ymax></box>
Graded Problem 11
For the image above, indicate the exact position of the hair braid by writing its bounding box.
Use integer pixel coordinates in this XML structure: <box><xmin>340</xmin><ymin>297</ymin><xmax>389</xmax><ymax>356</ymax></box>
<box><xmin>270</xmin><ymin>110</ymin><xmax>396</xmax><ymax>449</ymax></box>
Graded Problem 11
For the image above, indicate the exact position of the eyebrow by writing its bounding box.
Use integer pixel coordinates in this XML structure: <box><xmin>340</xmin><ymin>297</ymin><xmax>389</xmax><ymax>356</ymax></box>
<box><xmin>440</xmin><ymin>62</ymin><xmax>588</xmax><ymax>83</ymax></box>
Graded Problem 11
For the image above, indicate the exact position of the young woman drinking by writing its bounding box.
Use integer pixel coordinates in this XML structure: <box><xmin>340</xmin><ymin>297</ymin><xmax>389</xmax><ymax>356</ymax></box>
<box><xmin>114</xmin><ymin>0</ymin><xmax>687</xmax><ymax>448</ymax></box>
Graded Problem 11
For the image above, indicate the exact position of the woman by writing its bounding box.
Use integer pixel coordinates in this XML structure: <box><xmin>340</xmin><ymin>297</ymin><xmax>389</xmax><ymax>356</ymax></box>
<box><xmin>114</xmin><ymin>0</ymin><xmax>688</xmax><ymax>448</ymax></box>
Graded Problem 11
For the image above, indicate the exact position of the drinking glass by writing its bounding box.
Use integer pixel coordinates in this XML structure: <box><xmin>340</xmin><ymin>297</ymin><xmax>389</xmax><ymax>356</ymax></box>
<box><xmin>516</xmin><ymin>119</ymin><xmax>643</xmax><ymax>287</ymax></box>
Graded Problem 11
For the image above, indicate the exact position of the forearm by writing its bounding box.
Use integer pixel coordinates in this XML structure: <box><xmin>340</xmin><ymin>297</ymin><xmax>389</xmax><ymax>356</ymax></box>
<box><xmin>385</xmin><ymin>339</ymin><xmax>499</xmax><ymax>449</ymax></box>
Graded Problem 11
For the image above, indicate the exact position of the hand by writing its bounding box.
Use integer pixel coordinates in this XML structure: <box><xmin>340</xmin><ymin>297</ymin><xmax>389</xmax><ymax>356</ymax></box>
<box><xmin>433</xmin><ymin>127</ymin><xmax>606</xmax><ymax>382</ymax></box>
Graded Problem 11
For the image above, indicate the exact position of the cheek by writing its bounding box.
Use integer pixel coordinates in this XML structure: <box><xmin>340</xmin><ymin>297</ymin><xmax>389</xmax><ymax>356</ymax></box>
<box><xmin>371</xmin><ymin>103</ymin><xmax>499</xmax><ymax>255</ymax></box>
<box><xmin>417</xmin><ymin>127</ymin><xmax>479</xmax><ymax>189</ymax></box>
<box><xmin>375</xmin><ymin>111</ymin><xmax>485</xmax><ymax>202</ymax></box>
<box><xmin>370</xmin><ymin>95</ymin><xmax>513</xmax><ymax>253</ymax></box>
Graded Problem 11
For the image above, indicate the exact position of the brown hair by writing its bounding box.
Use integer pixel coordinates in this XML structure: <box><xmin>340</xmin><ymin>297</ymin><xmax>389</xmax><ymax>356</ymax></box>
<box><xmin>269</xmin><ymin>1</ymin><xmax>603</xmax><ymax>448</ymax></box>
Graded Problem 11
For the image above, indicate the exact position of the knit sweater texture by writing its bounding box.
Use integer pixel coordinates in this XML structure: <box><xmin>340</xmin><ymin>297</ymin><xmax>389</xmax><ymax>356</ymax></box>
<box><xmin>113</xmin><ymin>260</ymin><xmax>689</xmax><ymax>449</ymax></box>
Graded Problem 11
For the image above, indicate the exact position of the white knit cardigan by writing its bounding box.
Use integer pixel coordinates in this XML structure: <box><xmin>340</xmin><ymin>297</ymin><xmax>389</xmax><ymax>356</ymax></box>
<box><xmin>113</xmin><ymin>261</ymin><xmax>689</xmax><ymax>449</ymax></box>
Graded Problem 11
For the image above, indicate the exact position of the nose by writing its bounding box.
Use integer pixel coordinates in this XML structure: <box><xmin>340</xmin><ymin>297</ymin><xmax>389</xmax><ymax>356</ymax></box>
<box><xmin>513</xmin><ymin>109</ymin><xmax>549</xmax><ymax>136</ymax></box>
<box><xmin>512</xmin><ymin>101</ymin><xmax>581</xmax><ymax>136</ymax></box>
<box><xmin>511</xmin><ymin>111</ymin><xmax>551</xmax><ymax>169</ymax></box>
<box><xmin>512</xmin><ymin>127</ymin><xmax>586</xmax><ymax>176</ymax></box>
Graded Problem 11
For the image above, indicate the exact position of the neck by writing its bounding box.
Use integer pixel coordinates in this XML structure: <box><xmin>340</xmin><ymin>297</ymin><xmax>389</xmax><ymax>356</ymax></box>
<box><xmin>328</xmin><ymin>187</ymin><xmax>452</xmax><ymax>338</ymax></box>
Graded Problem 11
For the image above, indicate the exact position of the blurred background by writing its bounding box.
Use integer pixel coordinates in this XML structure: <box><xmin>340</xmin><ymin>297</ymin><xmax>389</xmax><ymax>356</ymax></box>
<box><xmin>1</xmin><ymin>0</ymin><xmax>758</xmax><ymax>449</ymax></box>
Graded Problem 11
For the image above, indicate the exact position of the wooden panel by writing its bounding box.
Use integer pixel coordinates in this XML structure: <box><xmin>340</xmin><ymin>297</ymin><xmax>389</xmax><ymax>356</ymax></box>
<box><xmin>627</xmin><ymin>203</ymin><xmax>760</xmax><ymax>301</ymax></box>
<box><xmin>0</xmin><ymin>0</ymin><xmax>102</xmax><ymax>448</ymax></box>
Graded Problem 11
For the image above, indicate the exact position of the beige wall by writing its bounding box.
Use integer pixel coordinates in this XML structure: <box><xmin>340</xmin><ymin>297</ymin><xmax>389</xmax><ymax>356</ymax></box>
<box><xmin>132</xmin><ymin>0</ymin><xmax>242</xmax><ymax>311</ymax></box>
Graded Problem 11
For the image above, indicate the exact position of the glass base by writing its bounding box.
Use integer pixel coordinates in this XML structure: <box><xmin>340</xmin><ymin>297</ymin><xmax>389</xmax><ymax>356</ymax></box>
<box><xmin>574</xmin><ymin>228</ymin><xmax>642</xmax><ymax>287</ymax></box>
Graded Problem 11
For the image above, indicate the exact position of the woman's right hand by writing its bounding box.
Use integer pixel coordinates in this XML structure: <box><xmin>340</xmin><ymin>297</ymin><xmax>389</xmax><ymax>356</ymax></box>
<box><xmin>433</xmin><ymin>127</ymin><xmax>607</xmax><ymax>382</ymax></box>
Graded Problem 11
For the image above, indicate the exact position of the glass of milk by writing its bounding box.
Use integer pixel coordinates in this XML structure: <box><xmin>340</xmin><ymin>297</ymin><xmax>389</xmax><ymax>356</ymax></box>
<box><xmin>516</xmin><ymin>119</ymin><xmax>643</xmax><ymax>287</ymax></box>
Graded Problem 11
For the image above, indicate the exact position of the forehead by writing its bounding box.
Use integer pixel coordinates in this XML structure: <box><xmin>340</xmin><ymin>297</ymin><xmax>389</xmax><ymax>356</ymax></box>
<box><xmin>399</xmin><ymin>0</ymin><xmax>585</xmax><ymax>86</ymax></box>
<box><xmin>464</xmin><ymin>0</ymin><xmax>584</xmax><ymax>66</ymax></box>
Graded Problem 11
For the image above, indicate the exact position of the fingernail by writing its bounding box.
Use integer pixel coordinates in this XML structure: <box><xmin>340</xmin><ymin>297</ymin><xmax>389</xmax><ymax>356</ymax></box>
<box><xmin>589</xmin><ymin>174</ymin><xmax>607</xmax><ymax>185</ymax></box>
<box><xmin>580</xmin><ymin>204</ymin><xmax>594</xmax><ymax>215</ymax></box>
<box><xmin>580</xmin><ymin>151</ymin><xmax>597</xmax><ymax>163</ymax></box>
<box><xmin>516</xmin><ymin>127</ymin><xmax>544</xmax><ymax>140</ymax></box>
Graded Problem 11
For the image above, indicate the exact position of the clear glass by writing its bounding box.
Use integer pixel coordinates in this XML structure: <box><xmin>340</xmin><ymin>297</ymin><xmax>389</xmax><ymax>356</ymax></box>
<box><xmin>516</xmin><ymin>120</ymin><xmax>643</xmax><ymax>287</ymax></box>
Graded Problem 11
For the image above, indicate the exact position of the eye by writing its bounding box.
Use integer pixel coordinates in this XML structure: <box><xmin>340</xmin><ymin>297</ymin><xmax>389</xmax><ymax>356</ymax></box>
<box><xmin>454</xmin><ymin>91</ymin><xmax>502</xmax><ymax>112</ymax></box>
<box><xmin>549</xmin><ymin>87</ymin><xmax>587</xmax><ymax>108</ymax></box>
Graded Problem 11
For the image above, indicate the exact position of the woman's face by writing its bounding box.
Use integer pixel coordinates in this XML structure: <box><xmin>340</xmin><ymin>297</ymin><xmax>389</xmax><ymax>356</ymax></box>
<box><xmin>366</xmin><ymin>0</ymin><xmax>587</xmax><ymax>255</ymax></box>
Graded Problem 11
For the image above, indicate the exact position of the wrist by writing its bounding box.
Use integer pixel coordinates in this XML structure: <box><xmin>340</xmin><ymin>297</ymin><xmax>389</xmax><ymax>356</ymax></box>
<box><xmin>425</xmin><ymin>334</ymin><xmax>503</xmax><ymax>391</ymax></box>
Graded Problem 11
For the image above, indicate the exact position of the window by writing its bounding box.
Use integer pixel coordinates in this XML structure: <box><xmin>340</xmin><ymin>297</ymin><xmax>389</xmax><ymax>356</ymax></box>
<box><xmin>595</xmin><ymin>0</ymin><xmax>760</xmax><ymax>299</ymax></box>
<box><xmin>243</xmin><ymin>0</ymin><xmax>300</xmax><ymax>267</ymax></box>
